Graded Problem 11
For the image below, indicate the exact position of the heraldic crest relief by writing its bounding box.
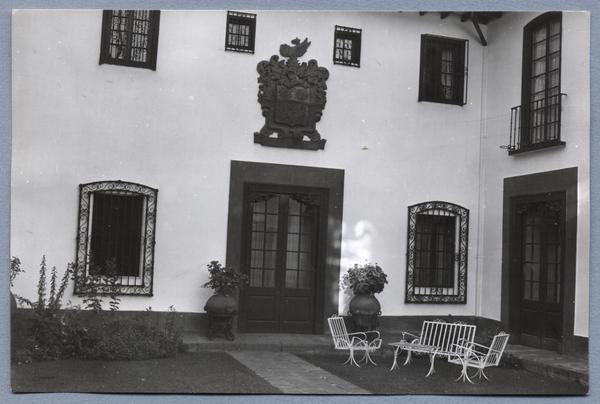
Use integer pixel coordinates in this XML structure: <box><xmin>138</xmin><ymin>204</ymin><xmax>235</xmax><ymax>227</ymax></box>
<box><xmin>254</xmin><ymin>38</ymin><xmax>329</xmax><ymax>150</ymax></box>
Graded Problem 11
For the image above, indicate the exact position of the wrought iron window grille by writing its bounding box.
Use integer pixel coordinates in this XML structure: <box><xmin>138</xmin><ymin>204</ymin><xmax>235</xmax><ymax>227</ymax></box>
<box><xmin>504</xmin><ymin>12</ymin><xmax>564</xmax><ymax>155</ymax></box>
<box><xmin>99</xmin><ymin>10</ymin><xmax>160</xmax><ymax>70</ymax></box>
<box><xmin>225</xmin><ymin>11</ymin><xmax>256</xmax><ymax>53</ymax></box>
<box><xmin>74</xmin><ymin>181</ymin><xmax>158</xmax><ymax>296</ymax></box>
<box><xmin>333</xmin><ymin>25</ymin><xmax>362</xmax><ymax>67</ymax></box>
<box><xmin>418</xmin><ymin>34</ymin><xmax>469</xmax><ymax>106</ymax></box>
<box><xmin>405</xmin><ymin>201</ymin><xmax>469</xmax><ymax>304</ymax></box>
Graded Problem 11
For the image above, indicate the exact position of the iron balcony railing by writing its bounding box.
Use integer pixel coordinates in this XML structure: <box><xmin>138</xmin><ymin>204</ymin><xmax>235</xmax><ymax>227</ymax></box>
<box><xmin>507</xmin><ymin>93</ymin><xmax>566</xmax><ymax>155</ymax></box>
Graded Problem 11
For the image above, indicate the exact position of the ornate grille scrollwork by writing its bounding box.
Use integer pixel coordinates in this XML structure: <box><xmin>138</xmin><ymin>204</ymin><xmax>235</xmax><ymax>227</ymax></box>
<box><xmin>74</xmin><ymin>180</ymin><xmax>158</xmax><ymax>296</ymax></box>
<box><xmin>405</xmin><ymin>201</ymin><xmax>469</xmax><ymax>304</ymax></box>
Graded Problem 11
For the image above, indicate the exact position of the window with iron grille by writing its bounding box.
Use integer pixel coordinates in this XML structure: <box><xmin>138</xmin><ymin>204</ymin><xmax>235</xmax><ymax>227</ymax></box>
<box><xmin>74</xmin><ymin>181</ymin><xmax>158</xmax><ymax>296</ymax></box>
<box><xmin>333</xmin><ymin>25</ymin><xmax>361</xmax><ymax>67</ymax></box>
<box><xmin>99</xmin><ymin>10</ymin><xmax>160</xmax><ymax>70</ymax></box>
<box><xmin>225</xmin><ymin>11</ymin><xmax>256</xmax><ymax>53</ymax></box>
<box><xmin>406</xmin><ymin>201</ymin><xmax>468</xmax><ymax>304</ymax></box>
<box><xmin>516</xmin><ymin>12</ymin><xmax>563</xmax><ymax>153</ymax></box>
<box><xmin>418</xmin><ymin>35</ymin><xmax>468</xmax><ymax>105</ymax></box>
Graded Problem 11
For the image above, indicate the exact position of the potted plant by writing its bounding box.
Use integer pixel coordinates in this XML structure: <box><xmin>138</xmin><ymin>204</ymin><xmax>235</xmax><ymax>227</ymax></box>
<box><xmin>202</xmin><ymin>260</ymin><xmax>248</xmax><ymax>340</ymax></box>
<box><xmin>342</xmin><ymin>263</ymin><xmax>388</xmax><ymax>331</ymax></box>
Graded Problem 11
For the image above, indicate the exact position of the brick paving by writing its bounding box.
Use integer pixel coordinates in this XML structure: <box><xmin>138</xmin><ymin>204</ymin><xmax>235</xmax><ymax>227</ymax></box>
<box><xmin>228</xmin><ymin>351</ymin><xmax>370</xmax><ymax>394</ymax></box>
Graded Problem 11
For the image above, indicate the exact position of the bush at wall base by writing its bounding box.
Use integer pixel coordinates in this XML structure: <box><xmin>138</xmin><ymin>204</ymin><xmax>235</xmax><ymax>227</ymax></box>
<box><xmin>10</xmin><ymin>255</ymin><xmax>183</xmax><ymax>362</ymax></box>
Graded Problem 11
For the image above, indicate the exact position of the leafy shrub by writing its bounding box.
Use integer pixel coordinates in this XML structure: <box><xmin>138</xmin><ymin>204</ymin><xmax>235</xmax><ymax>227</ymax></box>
<box><xmin>202</xmin><ymin>260</ymin><xmax>248</xmax><ymax>295</ymax></box>
<box><xmin>342</xmin><ymin>263</ymin><xmax>388</xmax><ymax>295</ymax></box>
<box><xmin>12</xmin><ymin>256</ymin><xmax>182</xmax><ymax>362</ymax></box>
<box><xmin>83</xmin><ymin>310</ymin><xmax>182</xmax><ymax>360</ymax></box>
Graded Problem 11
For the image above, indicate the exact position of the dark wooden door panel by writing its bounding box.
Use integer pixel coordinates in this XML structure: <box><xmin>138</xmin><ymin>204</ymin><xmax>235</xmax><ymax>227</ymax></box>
<box><xmin>510</xmin><ymin>192</ymin><xmax>565</xmax><ymax>351</ymax></box>
<box><xmin>239</xmin><ymin>184</ymin><xmax>325</xmax><ymax>334</ymax></box>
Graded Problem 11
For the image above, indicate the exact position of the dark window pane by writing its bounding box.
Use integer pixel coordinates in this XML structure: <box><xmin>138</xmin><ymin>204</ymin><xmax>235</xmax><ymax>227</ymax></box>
<box><xmin>413</xmin><ymin>213</ymin><xmax>456</xmax><ymax>288</ymax></box>
<box><xmin>419</xmin><ymin>35</ymin><xmax>466</xmax><ymax>105</ymax></box>
<box><xmin>225</xmin><ymin>11</ymin><xmax>256</xmax><ymax>53</ymax></box>
<box><xmin>285</xmin><ymin>270</ymin><xmax>297</xmax><ymax>288</ymax></box>
<box><xmin>100</xmin><ymin>10</ymin><xmax>159</xmax><ymax>69</ymax></box>
<box><xmin>333</xmin><ymin>26</ymin><xmax>361</xmax><ymax>67</ymax></box>
<box><xmin>89</xmin><ymin>192</ymin><xmax>143</xmax><ymax>277</ymax></box>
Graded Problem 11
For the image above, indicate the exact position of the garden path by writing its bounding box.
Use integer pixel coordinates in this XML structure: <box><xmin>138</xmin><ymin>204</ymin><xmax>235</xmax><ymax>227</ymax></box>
<box><xmin>228</xmin><ymin>351</ymin><xmax>369</xmax><ymax>394</ymax></box>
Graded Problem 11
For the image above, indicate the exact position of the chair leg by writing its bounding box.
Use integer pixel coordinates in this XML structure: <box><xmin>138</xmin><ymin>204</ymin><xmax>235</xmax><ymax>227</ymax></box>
<box><xmin>453</xmin><ymin>357</ymin><xmax>474</xmax><ymax>384</ymax></box>
<box><xmin>403</xmin><ymin>350</ymin><xmax>413</xmax><ymax>366</ymax></box>
<box><xmin>454</xmin><ymin>356</ymin><xmax>473</xmax><ymax>384</ymax></box>
<box><xmin>474</xmin><ymin>368</ymin><xmax>490</xmax><ymax>381</ymax></box>
<box><xmin>425</xmin><ymin>351</ymin><xmax>438</xmax><ymax>377</ymax></box>
<box><xmin>343</xmin><ymin>348</ymin><xmax>361</xmax><ymax>367</ymax></box>
<box><xmin>390</xmin><ymin>346</ymin><xmax>402</xmax><ymax>371</ymax></box>
<box><xmin>362</xmin><ymin>349</ymin><xmax>378</xmax><ymax>366</ymax></box>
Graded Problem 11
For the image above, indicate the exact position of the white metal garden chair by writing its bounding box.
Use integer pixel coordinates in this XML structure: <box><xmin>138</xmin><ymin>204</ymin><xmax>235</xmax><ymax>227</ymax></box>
<box><xmin>448</xmin><ymin>332</ymin><xmax>510</xmax><ymax>383</ymax></box>
<box><xmin>327</xmin><ymin>315</ymin><xmax>382</xmax><ymax>367</ymax></box>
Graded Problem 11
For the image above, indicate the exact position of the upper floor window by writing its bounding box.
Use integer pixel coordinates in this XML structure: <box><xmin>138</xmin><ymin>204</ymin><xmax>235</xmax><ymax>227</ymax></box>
<box><xmin>99</xmin><ymin>10</ymin><xmax>160</xmax><ymax>70</ymax></box>
<box><xmin>405</xmin><ymin>201</ymin><xmax>469</xmax><ymax>304</ymax></box>
<box><xmin>418</xmin><ymin>35</ymin><xmax>468</xmax><ymax>105</ymax></box>
<box><xmin>225</xmin><ymin>11</ymin><xmax>256</xmax><ymax>53</ymax></box>
<box><xmin>517</xmin><ymin>12</ymin><xmax>563</xmax><ymax>152</ymax></box>
<box><xmin>74</xmin><ymin>181</ymin><xmax>158</xmax><ymax>296</ymax></box>
<box><xmin>333</xmin><ymin>25</ymin><xmax>362</xmax><ymax>67</ymax></box>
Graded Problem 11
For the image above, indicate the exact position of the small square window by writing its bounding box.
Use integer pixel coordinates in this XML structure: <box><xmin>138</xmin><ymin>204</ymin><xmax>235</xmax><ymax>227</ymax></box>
<box><xmin>418</xmin><ymin>35</ymin><xmax>468</xmax><ymax>105</ymax></box>
<box><xmin>99</xmin><ymin>10</ymin><xmax>160</xmax><ymax>70</ymax></box>
<box><xmin>225</xmin><ymin>11</ymin><xmax>256</xmax><ymax>53</ymax></box>
<box><xmin>333</xmin><ymin>25</ymin><xmax>361</xmax><ymax>67</ymax></box>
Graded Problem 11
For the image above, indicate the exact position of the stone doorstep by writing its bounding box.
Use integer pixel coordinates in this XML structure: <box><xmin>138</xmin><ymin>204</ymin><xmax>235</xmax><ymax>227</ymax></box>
<box><xmin>503</xmin><ymin>345</ymin><xmax>589</xmax><ymax>387</ymax></box>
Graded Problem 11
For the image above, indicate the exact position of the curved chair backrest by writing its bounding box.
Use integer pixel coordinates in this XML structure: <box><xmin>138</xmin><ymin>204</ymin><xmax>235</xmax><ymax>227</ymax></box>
<box><xmin>484</xmin><ymin>332</ymin><xmax>510</xmax><ymax>367</ymax></box>
<box><xmin>328</xmin><ymin>315</ymin><xmax>350</xmax><ymax>349</ymax></box>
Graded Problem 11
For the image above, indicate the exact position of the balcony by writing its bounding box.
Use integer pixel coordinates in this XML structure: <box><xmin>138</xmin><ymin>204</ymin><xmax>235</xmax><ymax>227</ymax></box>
<box><xmin>506</xmin><ymin>93</ymin><xmax>566</xmax><ymax>155</ymax></box>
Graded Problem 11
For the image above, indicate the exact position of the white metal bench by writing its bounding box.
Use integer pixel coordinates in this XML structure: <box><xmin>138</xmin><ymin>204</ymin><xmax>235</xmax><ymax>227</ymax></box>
<box><xmin>328</xmin><ymin>315</ymin><xmax>382</xmax><ymax>367</ymax></box>
<box><xmin>389</xmin><ymin>320</ymin><xmax>476</xmax><ymax>377</ymax></box>
<box><xmin>448</xmin><ymin>331</ymin><xmax>510</xmax><ymax>383</ymax></box>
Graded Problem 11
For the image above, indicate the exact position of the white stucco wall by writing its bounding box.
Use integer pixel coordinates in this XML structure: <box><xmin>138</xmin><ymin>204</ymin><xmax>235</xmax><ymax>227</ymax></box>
<box><xmin>12</xmin><ymin>10</ymin><xmax>487</xmax><ymax>315</ymax></box>
<box><xmin>478</xmin><ymin>12</ymin><xmax>590</xmax><ymax>337</ymax></box>
<box><xmin>13</xmin><ymin>9</ymin><xmax>588</xmax><ymax>335</ymax></box>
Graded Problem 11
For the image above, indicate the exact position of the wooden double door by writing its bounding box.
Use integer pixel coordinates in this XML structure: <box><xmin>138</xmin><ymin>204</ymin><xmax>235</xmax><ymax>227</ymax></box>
<box><xmin>238</xmin><ymin>184</ymin><xmax>327</xmax><ymax>334</ymax></box>
<box><xmin>510</xmin><ymin>192</ymin><xmax>566</xmax><ymax>351</ymax></box>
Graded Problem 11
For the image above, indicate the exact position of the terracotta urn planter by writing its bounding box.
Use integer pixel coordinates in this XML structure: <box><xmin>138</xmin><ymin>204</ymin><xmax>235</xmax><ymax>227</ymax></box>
<box><xmin>349</xmin><ymin>294</ymin><xmax>381</xmax><ymax>331</ymax></box>
<box><xmin>202</xmin><ymin>261</ymin><xmax>248</xmax><ymax>341</ymax></box>
<box><xmin>342</xmin><ymin>263</ymin><xmax>388</xmax><ymax>332</ymax></box>
<box><xmin>204</xmin><ymin>293</ymin><xmax>237</xmax><ymax>315</ymax></box>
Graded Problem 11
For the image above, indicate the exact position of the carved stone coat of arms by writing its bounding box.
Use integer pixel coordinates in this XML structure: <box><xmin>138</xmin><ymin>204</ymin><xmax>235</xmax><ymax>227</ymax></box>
<box><xmin>254</xmin><ymin>38</ymin><xmax>329</xmax><ymax>150</ymax></box>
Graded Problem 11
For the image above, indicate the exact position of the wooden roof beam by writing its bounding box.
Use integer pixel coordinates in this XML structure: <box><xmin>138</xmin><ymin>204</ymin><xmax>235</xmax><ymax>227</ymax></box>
<box><xmin>471</xmin><ymin>13</ymin><xmax>488</xmax><ymax>46</ymax></box>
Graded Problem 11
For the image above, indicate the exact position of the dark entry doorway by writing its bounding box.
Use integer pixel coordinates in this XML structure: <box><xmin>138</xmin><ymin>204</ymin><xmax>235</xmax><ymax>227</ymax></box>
<box><xmin>238</xmin><ymin>184</ymin><xmax>327</xmax><ymax>333</ymax></box>
<box><xmin>509</xmin><ymin>192</ymin><xmax>565</xmax><ymax>351</ymax></box>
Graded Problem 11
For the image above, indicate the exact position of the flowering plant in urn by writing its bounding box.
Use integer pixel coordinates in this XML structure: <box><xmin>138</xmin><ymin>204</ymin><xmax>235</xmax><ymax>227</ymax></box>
<box><xmin>202</xmin><ymin>261</ymin><xmax>248</xmax><ymax>340</ymax></box>
<box><xmin>203</xmin><ymin>260</ymin><xmax>248</xmax><ymax>296</ymax></box>
<box><xmin>342</xmin><ymin>263</ymin><xmax>388</xmax><ymax>331</ymax></box>
<box><xmin>342</xmin><ymin>263</ymin><xmax>388</xmax><ymax>295</ymax></box>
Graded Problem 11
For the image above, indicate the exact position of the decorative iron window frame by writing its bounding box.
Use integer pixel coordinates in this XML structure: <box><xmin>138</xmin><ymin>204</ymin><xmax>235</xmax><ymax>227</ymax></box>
<box><xmin>418</xmin><ymin>34</ymin><xmax>469</xmax><ymax>106</ymax></box>
<box><xmin>333</xmin><ymin>25</ymin><xmax>362</xmax><ymax>67</ymax></box>
<box><xmin>405</xmin><ymin>201</ymin><xmax>469</xmax><ymax>304</ymax></box>
<box><xmin>74</xmin><ymin>181</ymin><xmax>158</xmax><ymax>296</ymax></box>
<box><xmin>99</xmin><ymin>10</ymin><xmax>161</xmax><ymax>70</ymax></box>
<box><xmin>225</xmin><ymin>11</ymin><xmax>257</xmax><ymax>54</ymax></box>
